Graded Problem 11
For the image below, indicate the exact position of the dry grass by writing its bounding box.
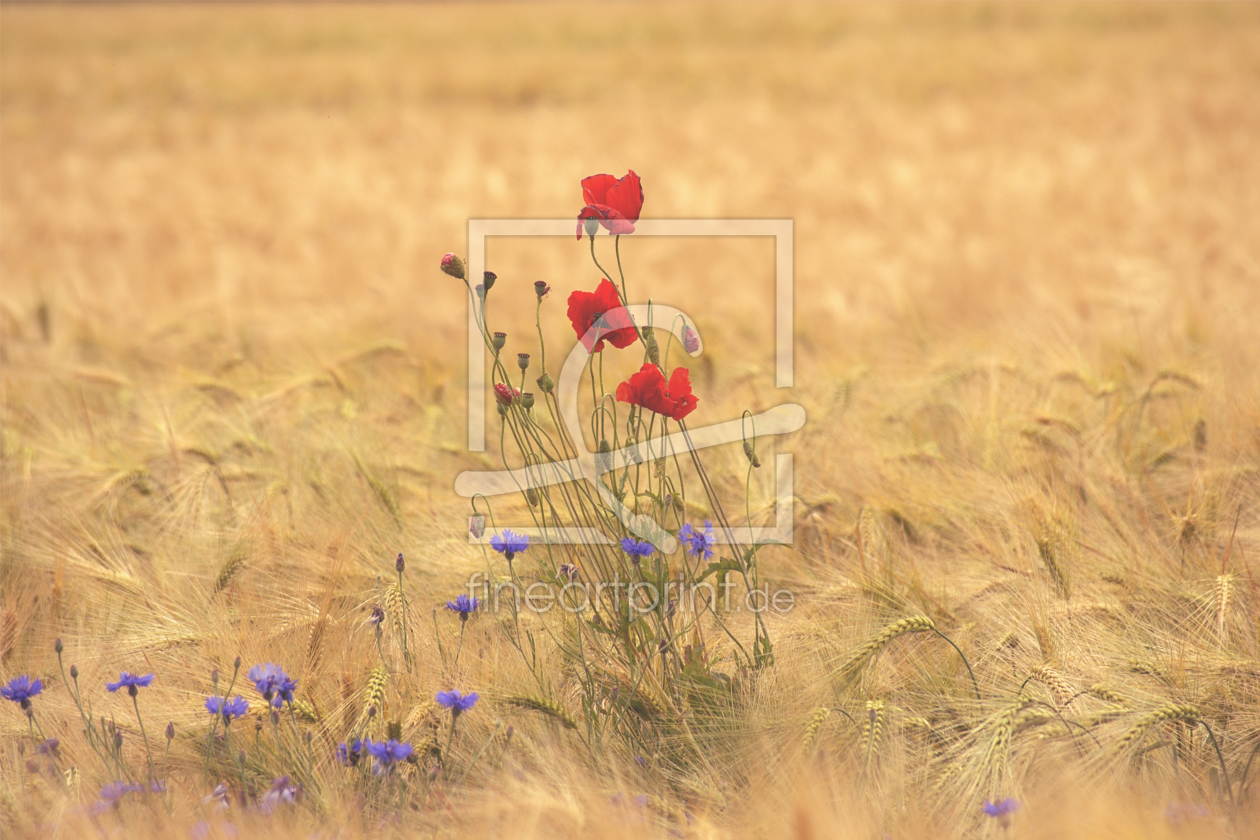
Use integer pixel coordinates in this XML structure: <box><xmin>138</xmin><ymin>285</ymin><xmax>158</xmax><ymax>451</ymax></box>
<box><xmin>2</xmin><ymin>2</ymin><xmax>1260</xmax><ymax>838</ymax></box>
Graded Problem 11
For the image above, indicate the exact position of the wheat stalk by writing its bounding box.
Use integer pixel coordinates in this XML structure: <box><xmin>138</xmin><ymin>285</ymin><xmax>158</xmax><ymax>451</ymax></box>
<box><xmin>861</xmin><ymin>699</ymin><xmax>886</xmax><ymax>773</ymax></box>
<box><xmin>497</xmin><ymin>694</ymin><xmax>579</xmax><ymax>730</ymax></box>
<box><xmin>385</xmin><ymin>583</ymin><xmax>406</xmax><ymax>643</ymax></box>
<box><xmin>1112</xmin><ymin>704</ymin><xmax>1200</xmax><ymax>756</ymax></box>
<box><xmin>1030</xmin><ymin>664</ymin><xmax>1074</xmax><ymax>707</ymax></box>
<box><xmin>360</xmin><ymin>666</ymin><xmax>389</xmax><ymax>738</ymax></box>
<box><xmin>213</xmin><ymin>548</ymin><xmax>247</xmax><ymax>594</ymax></box>
<box><xmin>802</xmin><ymin>707</ymin><xmax>831</xmax><ymax>750</ymax></box>
<box><xmin>1215</xmin><ymin>573</ymin><xmax>1235</xmax><ymax>643</ymax></box>
<box><xmin>836</xmin><ymin>616</ymin><xmax>935</xmax><ymax>683</ymax></box>
<box><xmin>1086</xmin><ymin>684</ymin><xmax>1128</xmax><ymax>707</ymax></box>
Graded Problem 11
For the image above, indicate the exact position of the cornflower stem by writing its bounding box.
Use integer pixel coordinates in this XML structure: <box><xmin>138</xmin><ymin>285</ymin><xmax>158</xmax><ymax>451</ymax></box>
<box><xmin>455</xmin><ymin>720</ymin><xmax>502</xmax><ymax>787</ymax></box>
<box><xmin>441</xmin><ymin>711</ymin><xmax>462</xmax><ymax>777</ymax></box>
<box><xmin>453</xmin><ymin>621</ymin><xmax>467</xmax><ymax>671</ymax></box>
<box><xmin>397</xmin><ymin>568</ymin><xmax>411</xmax><ymax>674</ymax></box>
<box><xmin>131</xmin><ymin>693</ymin><xmax>158</xmax><ymax>782</ymax></box>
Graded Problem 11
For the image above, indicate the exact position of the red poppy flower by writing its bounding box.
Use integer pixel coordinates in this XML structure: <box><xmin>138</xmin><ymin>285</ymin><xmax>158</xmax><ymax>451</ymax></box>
<box><xmin>575</xmin><ymin>171</ymin><xmax>643</xmax><ymax>239</ymax></box>
<box><xmin>494</xmin><ymin>383</ymin><xmax>520</xmax><ymax>405</ymax></box>
<box><xmin>616</xmin><ymin>364</ymin><xmax>698</xmax><ymax>422</ymax></box>
<box><xmin>566</xmin><ymin>278</ymin><xmax>638</xmax><ymax>353</ymax></box>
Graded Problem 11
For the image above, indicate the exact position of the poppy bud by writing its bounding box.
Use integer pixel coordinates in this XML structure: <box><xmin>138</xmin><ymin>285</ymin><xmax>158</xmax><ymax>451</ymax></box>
<box><xmin>396</xmin><ymin>553</ymin><xmax>405</xmax><ymax>573</ymax></box>
<box><xmin>440</xmin><ymin>253</ymin><xmax>466</xmax><ymax>280</ymax></box>
<box><xmin>584</xmin><ymin>217</ymin><xmax>600</xmax><ymax>237</ymax></box>
<box><xmin>469</xmin><ymin>514</ymin><xmax>486</xmax><ymax>539</ymax></box>
<box><xmin>517</xmin><ymin>353</ymin><xmax>530</xmax><ymax>372</ymax></box>
<box><xmin>596</xmin><ymin>439</ymin><xmax>612</xmax><ymax>474</ymax></box>
<box><xmin>536</xmin><ymin>373</ymin><xmax>554</xmax><ymax>394</ymax></box>
<box><xmin>526</xmin><ymin>488</ymin><xmax>539</xmax><ymax>507</ymax></box>
<box><xmin>743</xmin><ymin>440</ymin><xmax>761</xmax><ymax>468</ymax></box>
<box><xmin>55</xmin><ymin>638</ymin><xmax>63</xmax><ymax>654</ymax></box>
<box><xmin>233</xmin><ymin>656</ymin><xmax>241</xmax><ymax>671</ymax></box>
<box><xmin>683</xmin><ymin>325</ymin><xmax>700</xmax><ymax>354</ymax></box>
<box><xmin>645</xmin><ymin>334</ymin><xmax>660</xmax><ymax>367</ymax></box>
<box><xmin>483</xmin><ymin>270</ymin><xmax>497</xmax><ymax>291</ymax></box>
<box><xmin>70</xmin><ymin>665</ymin><xmax>79</xmax><ymax>680</ymax></box>
<box><xmin>534</xmin><ymin>281</ymin><xmax>550</xmax><ymax>299</ymax></box>
<box><xmin>521</xmin><ymin>392</ymin><xmax>535</xmax><ymax>409</ymax></box>
<box><xmin>492</xmin><ymin>332</ymin><xmax>507</xmax><ymax>352</ymax></box>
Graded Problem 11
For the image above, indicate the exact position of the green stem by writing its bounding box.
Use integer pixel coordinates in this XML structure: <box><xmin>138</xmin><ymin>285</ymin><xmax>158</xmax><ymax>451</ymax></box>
<box><xmin>131</xmin><ymin>693</ymin><xmax>158</xmax><ymax>782</ymax></box>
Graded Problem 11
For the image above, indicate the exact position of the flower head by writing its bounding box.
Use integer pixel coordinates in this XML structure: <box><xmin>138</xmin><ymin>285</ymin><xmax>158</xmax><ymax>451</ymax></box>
<box><xmin>105</xmin><ymin>672</ymin><xmax>154</xmax><ymax>696</ymax></box>
<box><xmin>246</xmin><ymin>663</ymin><xmax>296</xmax><ymax>709</ymax></box>
<box><xmin>469</xmin><ymin>514</ymin><xmax>486</xmax><ymax>539</ymax></box>
<box><xmin>678</xmin><ymin>522</ymin><xmax>715</xmax><ymax>560</ymax></box>
<box><xmin>683</xmin><ymin>325</ymin><xmax>700</xmax><ymax>354</ymax></box>
<box><xmin>364</xmin><ymin>738</ymin><xmax>413</xmax><ymax>770</ymax></box>
<box><xmin>621</xmin><ymin>537</ymin><xmax>655</xmax><ymax>563</ymax></box>
<box><xmin>983</xmin><ymin>798</ymin><xmax>1020</xmax><ymax>827</ymax></box>
<box><xmin>566</xmin><ymin>278</ymin><xmax>638</xmax><ymax>353</ymax></box>
<box><xmin>440</xmin><ymin>253</ymin><xmax>466</xmax><ymax>280</ymax></box>
<box><xmin>37</xmin><ymin>738</ymin><xmax>60</xmax><ymax>757</ymax></box>
<box><xmin>558</xmin><ymin>563</ymin><xmax>579</xmax><ymax>581</ymax></box>
<box><xmin>494</xmin><ymin>382</ymin><xmax>521</xmax><ymax>406</ymax></box>
<box><xmin>435</xmin><ymin>690</ymin><xmax>479</xmax><ymax>715</ymax></box>
<box><xmin>367</xmin><ymin>604</ymin><xmax>385</xmax><ymax>628</ymax></box>
<box><xmin>575</xmin><ymin>171</ymin><xmax>643</xmax><ymax>239</ymax></box>
<box><xmin>260</xmin><ymin>776</ymin><xmax>300</xmax><ymax>812</ymax></box>
<box><xmin>445</xmin><ymin>594</ymin><xmax>481</xmax><ymax>622</ymax></box>
<box><xmin>490</xmin><ymin>530</ymin><xmax>529</xmax><ymax>562</ymax></box>
<box><xmin>205</xmin><ymin>695</ymin><xmax>250</xmax><ymax>722</ymax></box>
<box><xmin>336</xmin><ymin>739</ymin><xmax>363</xmax><ymax>767</ymax></box>
<box><xmin>2</xmin><ymin>675</ymin><xmax>43</xmax><ymax>709</ymax></box>
<box><xmin>616</xmin><ymin>364</ymin><xmax>698</xmax><ymax>421</ymax></box>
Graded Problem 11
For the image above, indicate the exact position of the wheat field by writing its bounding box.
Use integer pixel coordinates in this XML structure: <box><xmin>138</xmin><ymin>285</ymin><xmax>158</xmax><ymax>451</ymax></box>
<box><xmin>2</xmin><ymin>2</ymin><xmax>1259</xmax><ymax>838</ymax></box>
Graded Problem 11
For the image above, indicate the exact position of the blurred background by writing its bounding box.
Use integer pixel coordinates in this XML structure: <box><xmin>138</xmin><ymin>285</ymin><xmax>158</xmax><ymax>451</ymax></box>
<box><xmin>2</xmin><ymin>7</ymin><xmax>1259</xmax><ymax>835</ymax></box>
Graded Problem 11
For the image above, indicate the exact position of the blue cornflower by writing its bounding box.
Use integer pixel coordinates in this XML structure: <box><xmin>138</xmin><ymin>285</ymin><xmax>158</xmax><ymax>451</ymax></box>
<box><xmin>445</xmin><ymin>594</ymin><xmax>481</xmax><ymax>621</ymax></box>
<box><xmin>983</xmin><ymin>798</ymin><xmax>1019</xmax><ymax>827</ymax></box>
<box><xmin>435</xmin><ymin>690</ymin><xmax>479</xmax><ymax>716</ymax></box>
<box><xmin>621</xmin><ymin>537</ymin><xmax>655</xmax><ymax>563</ymax></box>
<box><xmin>259</xmin><ymin>776</ymin><xmax>300</xmax><ymax>812</ymax></box>
<box><xmin>205</xmin><ymin>695</ymin><xmax>249</xmax><ymax>722</ymax></box>
<box><xmin>2</xmin><ymin>675</ymin><xmax>43</xmax><ymax>709</ymax></box>
<box><xmin>1165</xmin><ymin>801</ymin><xmax>1208</xmax><ymax>823</ymax></box>
<box><xmin>364</xmin><ymin>738</ymin><xmax>413</xmax><ymax>772</ymax></box>
<box><xmin>247</xmin><ymin>663</ymin><xmax>296</xmax><ymax>708</ymax></box>
<box><xmin>336</xmin><ymin>739</ymin><xmax>363</xmax><ymax>767</ymax></box>
<box><xmin>677</xmin><ymin>521</ymin><xmax>715</xmax><ymax>560</ymax></box>
<box><xmin>105</xmin><ymin>672</ymin><xmax>154</xmax><ymax>696</ymax></box>
<box><xmin>99</xmin><ymin>781</ymin><xmax>141</xmax><ymax>802</ymax></box>
<box><xmin>489</xmin><ymin>530</ymin><xmax>529</xmax><ymax>562</ymax></box>
<box><xmin>37</xmin><ymin>738</ymin><xmax>60</xmax><ymax>757</ymax></box>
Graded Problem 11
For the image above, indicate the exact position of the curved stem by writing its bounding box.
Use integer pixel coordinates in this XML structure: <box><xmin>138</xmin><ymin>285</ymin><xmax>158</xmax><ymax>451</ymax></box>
<box><xmin>1199</xmin><ymin>721</ymin><xmax>1235</xmax><ymax>811</ymax></box>
<box><xmin>932</xmin><ymin>627</ymin><xmax>981</xmax><ymax>700</ymax></box>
